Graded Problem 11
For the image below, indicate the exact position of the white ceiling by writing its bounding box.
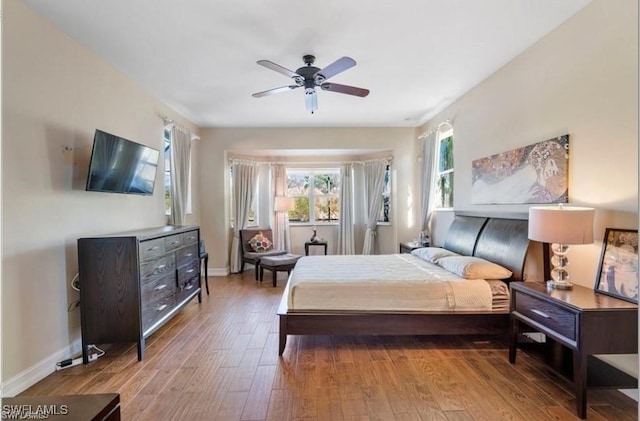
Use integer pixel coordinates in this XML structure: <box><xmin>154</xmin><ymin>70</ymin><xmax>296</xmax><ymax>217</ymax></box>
<box><xmin>23</xmin><ymin>0</ymin><xmax>592</xmax><ymax>128</ymax></box>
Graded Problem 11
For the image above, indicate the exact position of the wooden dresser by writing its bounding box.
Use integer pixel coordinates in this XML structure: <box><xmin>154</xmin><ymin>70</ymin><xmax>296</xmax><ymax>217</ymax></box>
<box><xmin>78</xmin><ymin>225</ymin><xmax>201</xmax><ymax>363</ymax></box>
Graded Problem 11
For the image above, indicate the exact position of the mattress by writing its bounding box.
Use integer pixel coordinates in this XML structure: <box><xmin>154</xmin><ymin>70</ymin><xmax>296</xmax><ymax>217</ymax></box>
<box><xmin>287</xmin><ymin>254</ymin><xmax>509</xmax><ymax>312</ymax></box>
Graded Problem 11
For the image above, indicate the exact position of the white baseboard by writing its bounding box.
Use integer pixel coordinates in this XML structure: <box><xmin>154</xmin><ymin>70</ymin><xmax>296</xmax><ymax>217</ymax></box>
<box><xmin>620</xmin><ymin>389</ymin><xmax>639</xmax><ymax>402</ymax></box>
<box><xmin>208</xmin><ymin>266</ymin><xmax>230</xmax><ymax>276</ymax></box>
<box><xmin>2</xmin><ymin>339</ymin><xmax>82</xmax><ymax>397</ymax></box>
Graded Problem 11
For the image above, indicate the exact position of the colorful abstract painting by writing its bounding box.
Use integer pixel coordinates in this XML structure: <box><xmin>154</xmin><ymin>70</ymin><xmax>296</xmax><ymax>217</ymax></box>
<box><xmin>471</xmin><ymin>135</ymin><xmax>569</xmax><ymax>204</ymax></box>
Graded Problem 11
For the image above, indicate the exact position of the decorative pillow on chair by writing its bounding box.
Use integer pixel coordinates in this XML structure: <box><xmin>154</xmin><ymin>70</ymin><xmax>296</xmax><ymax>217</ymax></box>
<box><xmin>248</xmin><ymin>232</ymin><xmax>273</xmax><ymax>253</ymax></box>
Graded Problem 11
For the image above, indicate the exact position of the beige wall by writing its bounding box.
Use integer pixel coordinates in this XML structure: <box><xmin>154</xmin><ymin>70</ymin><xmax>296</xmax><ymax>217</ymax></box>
<box><xmin>2</xmin><ymin>0</ymin><xmax>199</xmax><ymax>390</ymax></box>
<box><xmin>419</xmin><ymin>0</ymin><xmax>638</xmax><ymax>379</ymax></box>
<box><xmin>198</xmin><ymin>127</ymin><xmax>420</xmax><ymax>271</ymax></box>
<box><xmin>421</xmin><ymin>0</ymin><xmax>638</xmax><ymax>287</ymax></box>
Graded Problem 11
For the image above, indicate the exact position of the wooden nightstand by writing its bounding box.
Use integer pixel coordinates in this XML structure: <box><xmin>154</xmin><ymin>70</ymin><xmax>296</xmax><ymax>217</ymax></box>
<box><xmin>399</xmin><ymin>241</ymin><xmax>428</xmax><ymax>254</ymax></box>
<box><xmin>509</xmin><ymin>281</ymin><xmax>638</xmax><ymax>419</ymax></box>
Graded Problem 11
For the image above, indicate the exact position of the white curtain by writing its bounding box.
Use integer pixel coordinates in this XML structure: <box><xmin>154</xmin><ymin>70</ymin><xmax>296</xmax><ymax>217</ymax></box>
<box><xmin>271</xmin><ymin>164</ymin><xmax>290</xmax><ymax>251</ymax></box>
<box><xmin>420</xmin><ymin>130</ymin><xmax>438</xmax><ymax>236</ymax></box>
<box><xmin>230</xmin><ymin>161</ymin><xmax>258</xmax><ymax>273</ymax></box>
<box><xmin>362</xmin><ymin>159</ymin><xmax>389</xmax><ymax>255</ymax></box>
<box><xmin>337</xmin><ymin>164</ymin><xmax>355</xmax><ymax>254</ymax></box>
<box><xmin>168</xmin><ymin>126</ymin><xmax>191</xmax><ymax>226</ymax></box>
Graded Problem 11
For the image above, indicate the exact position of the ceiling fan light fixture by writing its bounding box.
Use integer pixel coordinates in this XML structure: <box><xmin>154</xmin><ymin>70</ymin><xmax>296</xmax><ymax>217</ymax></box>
<box><xmin>253</xmin><ymin>55</ymin><xmax>368</xmax><ymax>113</ymax></box>
<box><xmin>305</xmin><ymin>88</ymin><xmax>318</xmax><ymax>114</ymax></box>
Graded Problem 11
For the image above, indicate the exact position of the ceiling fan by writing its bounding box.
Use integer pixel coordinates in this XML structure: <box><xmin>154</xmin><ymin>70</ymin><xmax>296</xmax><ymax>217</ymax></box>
<box><xmin>251</xmin><ymin>54</ymin><xmax>370</xmax><ymax>114</ymax></box>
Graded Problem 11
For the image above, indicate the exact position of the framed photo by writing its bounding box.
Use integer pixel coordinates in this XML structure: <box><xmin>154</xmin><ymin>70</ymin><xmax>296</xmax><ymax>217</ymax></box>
<box><xmin>594</xmin><ymin>228</ymin><xmax>639</xmax><ymax>303</ymax></box>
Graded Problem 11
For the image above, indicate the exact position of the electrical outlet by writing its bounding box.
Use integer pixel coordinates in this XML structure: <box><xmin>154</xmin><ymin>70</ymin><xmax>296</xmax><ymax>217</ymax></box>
<box><xmin>88</xmin><ymin>353</ymin><xmax>98</xmax><ymax>362</ymax></box>
<box><xmin>62</xmin><ymin>145</ymin><xmax>74</xmax><ymax>164</ymax></box>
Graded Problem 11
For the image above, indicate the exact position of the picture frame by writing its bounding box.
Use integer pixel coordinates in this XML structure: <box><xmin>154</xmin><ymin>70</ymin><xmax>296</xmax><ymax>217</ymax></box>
<box><xmin>594</xmin><ymin>228</ymin><xmax>639</xmax><ymax>303</ymax></box>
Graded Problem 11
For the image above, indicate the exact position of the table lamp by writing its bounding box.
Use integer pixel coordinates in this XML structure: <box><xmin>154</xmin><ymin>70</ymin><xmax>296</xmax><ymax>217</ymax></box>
<box><xmin>274</xmin><ymin>196</ymin><xmax>295</xmax><ymax>214</ymax></box>
<box><xmin>528</xmin><ymin>205</ymin><xmax>595</xmax><ymax>289</ymax></box>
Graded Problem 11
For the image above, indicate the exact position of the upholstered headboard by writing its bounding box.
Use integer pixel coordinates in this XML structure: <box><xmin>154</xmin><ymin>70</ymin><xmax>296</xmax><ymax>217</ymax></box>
<box><xmin>442</xmin><ymin>212</ymin><xmax>530</xmax><ymax>282</ymax></box>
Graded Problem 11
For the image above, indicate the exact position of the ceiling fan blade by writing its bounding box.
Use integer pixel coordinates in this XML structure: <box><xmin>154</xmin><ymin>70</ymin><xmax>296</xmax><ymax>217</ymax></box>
<box><xmin>314</xmin><ymin>56</ymin><xmax>356</xmax><ymax>80</ymax></box>
<box><xmin>257</xmin><ymin>60</ymin><xmax>300</xmax><ymax>79</ymax></box>
<box><xmin>252</xmin><ymin>85</ymin><xmax>300</xmax><ymax>98</ymax></box>
<box><xmin>320</xmin><ymin>82</ymin><xmax>370</xmax><ymax>97</ymax></box>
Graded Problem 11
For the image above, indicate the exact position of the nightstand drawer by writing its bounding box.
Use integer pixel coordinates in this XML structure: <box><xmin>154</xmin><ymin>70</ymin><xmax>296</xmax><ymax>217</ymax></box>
<box><xmin>515</xmin><ymin>292</ymin><xmax>576</xmax><ymax>340</ymax></box>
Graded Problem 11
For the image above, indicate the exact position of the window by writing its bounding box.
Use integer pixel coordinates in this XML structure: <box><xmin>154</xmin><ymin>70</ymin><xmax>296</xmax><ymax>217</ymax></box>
<box><xmin>164</xmin><ymin>129</ymin><xmax>192</xmax><ymax>215</ymax></box>
<box><xmin>286</xmin><ymin>169</ymin><xmax>340</xmax><ymax>223</ymax></box>
<box><xmin>378</xmin><ymin>164</ymin><xmax>391</xmax><ymax>223</ymax></box>
<box><xmin>435</xmin><ymin>129</ymin><xmax>454</xmax><ymax>208</ymax></box>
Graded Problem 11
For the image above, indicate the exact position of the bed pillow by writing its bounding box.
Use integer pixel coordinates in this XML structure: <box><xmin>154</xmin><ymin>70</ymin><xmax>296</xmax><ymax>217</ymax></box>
<box><xmin>248</xmin><ymin>232</ymin><xmax>273</xmax><ymax>253</ymax></box>
<box><xmin>411</xmin><ymin>247</ymin><xmax>460</xmax><ymax>263</ymax></box>
<box><xmin>436</xmin><ymin>256</ymin><xmax>512</xmax><ymax>280</ymax></box>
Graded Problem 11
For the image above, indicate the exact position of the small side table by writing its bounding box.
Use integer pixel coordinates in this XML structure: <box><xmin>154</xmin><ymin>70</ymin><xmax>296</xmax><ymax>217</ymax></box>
<box><xmin>399</xmin><ymin>241</ymin><xmax>428</xmax><ymax>254</ymax></box>
<box><xmin>305</xmin><ymin>241</ymin><xmax>328</xmax><ymax>256</ymax></box>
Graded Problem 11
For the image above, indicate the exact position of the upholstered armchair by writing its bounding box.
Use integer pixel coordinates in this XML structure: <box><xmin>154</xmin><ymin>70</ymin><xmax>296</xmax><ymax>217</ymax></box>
<box><xmin>239</xmin><ymin>228</ymin><xmax>287</xmax><ymax>280</ymax></box>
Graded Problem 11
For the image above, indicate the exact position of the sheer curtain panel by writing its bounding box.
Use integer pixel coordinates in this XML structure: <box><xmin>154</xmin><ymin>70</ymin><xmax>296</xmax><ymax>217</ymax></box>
<box><xmin>420</xmin><ymin>130</ymin><xmax>438</xmax><ymax>236</ymax></box>
<box><xmin>168</xmin><ymin>127</ymin><xmax>191</xmax><ymax>225</ymax></box>
<box><xmin>271</xmin><ymin>164</ymin><xmax>290</xmax><ymax>251</ymax></box>
<box><xmin>362</xmin><ymin>159</ymin><xmax>389</xmax><ymax>255</ymax></box>
<box><xmin>230</xmin><ymin>161</ymin><xmax>258</xmax><ymax>273</ymax></box>
<box><xmin>337</xmin><ymin>164</ymin><xmax>355</xmax><ymax>254</ymax></box>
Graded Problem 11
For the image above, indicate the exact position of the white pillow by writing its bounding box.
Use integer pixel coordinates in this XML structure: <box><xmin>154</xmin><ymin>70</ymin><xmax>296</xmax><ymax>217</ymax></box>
<box><xmin>411</xmin><ymin>247</ymin><xmax>460</xmax><ymax>263</ymax></box>
<box><xmin>436</xmin><ymin>256</ymin><xmax>513</xmax><ymax>280</ymax></box>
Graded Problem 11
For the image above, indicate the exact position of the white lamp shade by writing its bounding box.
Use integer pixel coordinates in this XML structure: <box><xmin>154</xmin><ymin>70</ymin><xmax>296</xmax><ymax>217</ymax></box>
<box><xmin>528</xmin><ymin>206</ymin><xmax>595</xmax><ymax>244</ymax></box>
<box><xmin>274</xmin><ymin>196</ymin><xmax>295</xmax><ymax>212</ymax></box>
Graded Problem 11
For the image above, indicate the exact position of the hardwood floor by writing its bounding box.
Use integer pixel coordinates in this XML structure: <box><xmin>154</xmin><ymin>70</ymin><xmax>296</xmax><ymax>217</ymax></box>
<box><xmin>21</xmin><ymin>272</ymin><xmax>637</xmax><ymax>420</ymax></box>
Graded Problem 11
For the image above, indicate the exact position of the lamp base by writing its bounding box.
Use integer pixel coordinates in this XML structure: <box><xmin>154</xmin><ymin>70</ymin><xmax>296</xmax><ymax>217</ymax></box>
<box><xmin>546</xmin><ymin>280</ymin><xmax>573</xmax><ymax>290</ymax></box>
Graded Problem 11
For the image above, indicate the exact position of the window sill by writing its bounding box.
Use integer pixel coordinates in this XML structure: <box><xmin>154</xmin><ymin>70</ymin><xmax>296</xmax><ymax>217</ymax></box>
<box><xmin>289</xmin><ymin>222</ymin><xmax>339</xmax><ymax>226</ymax></box>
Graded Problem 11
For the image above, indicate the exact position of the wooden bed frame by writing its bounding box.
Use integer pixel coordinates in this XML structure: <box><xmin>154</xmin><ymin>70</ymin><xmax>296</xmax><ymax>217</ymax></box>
<box><xmin>277</xmin><ymin>211</ymin><xmax>530</xmax><ymax>355</ymax></box>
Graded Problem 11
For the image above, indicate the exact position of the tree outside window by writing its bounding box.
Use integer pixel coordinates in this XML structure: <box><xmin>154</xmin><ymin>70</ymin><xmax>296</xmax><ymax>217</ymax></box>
<box><xmin>435</xmin><ymin>131</ymin><xmax>454</xmax><ymax>208</ymax></box>
<box><xmin>286</xmin><ymin>169</ymin><xmax>340</xmax><ymax>223</ymax></box>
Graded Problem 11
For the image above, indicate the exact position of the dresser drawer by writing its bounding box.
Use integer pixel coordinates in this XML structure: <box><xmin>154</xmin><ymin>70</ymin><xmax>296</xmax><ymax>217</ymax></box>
<box><xmin>514</xmin><ymin>291</ymin><xmax>576</xmax><ymax>340</ymax></box>
<box><xmin>176</xmin><ymin>276</ymin><xmax>200</xmax><ymax>304</ymax></box>
<box><xmin>142</xmin><ymin>293</ymin><xmax>176</xmax><ymax>332</ymax></box>
<box><xmin>176</xmin><ymin>244</ymin><xmax>198</xmax><ymax>266</ymax></box>
<box><xmin>164</xmin><ymin>234</ymin><xmax>183</xmax><ymax>252</ymax></box>
<box><xmin>177</xmin><ymin>260</ymin><xmax>200</xmax><ymax>287</ymax></box>
<box><xmin>141</xmin><ymin>272</ymin><xmax>175</xmax><ymax>304</ymax></box>
<box><xmin>140</xmin><ymin>254</ymin><xmax>176</xmax><ymax>284</ymax></box>
<box><xmin>139</xmin><ymin>238</ymin><xmax>165</xmax><ymax>261</ymax></box>
<box><xmin>182</xmin><ymin>230</ymin><xmax>199</xmax><ymax>245</ymax></box>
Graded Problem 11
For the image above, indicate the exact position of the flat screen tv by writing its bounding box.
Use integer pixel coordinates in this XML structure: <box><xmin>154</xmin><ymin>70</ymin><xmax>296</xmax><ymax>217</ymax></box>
<box><xmin>86</xmin><ymin>129</ymin><xmax>160</xmax><ymax>195</ymax></box>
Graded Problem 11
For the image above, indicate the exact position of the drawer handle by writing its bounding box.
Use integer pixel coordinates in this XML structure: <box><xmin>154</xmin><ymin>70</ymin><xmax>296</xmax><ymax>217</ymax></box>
<box><xmin>148</xmin><ymin>246</ymin><xmax>160</xmax><ymax>252</ymax></box>
<box><xmin>185</xmin><ymin>285</ymin><xmax>193</xmax><ymax>290</ymax></box>
<box><xmin>155</xmin><ymin>284</ymin><xmax>167</xmax><ymax>291</ymax></box>
<box><xmin>531</xmin><ymin>309</ymin><xmax>551</xmax><ymax>319</ymax></box>
<box><xmin>156</xmin><ymin>304</ymin><xmax>168</xmax><ymax>312</ymax></box>
<box><xmin>186</xmin><ymin>269</ymin><xmax>195</xmax><ymax>274</ymax></box>
<box><xmin>156</xmin><ymin>264</ymin><xmax>166</xmax><ymax>271</ymax></box>
<box><xmin>185</xmin><ymin>253</ymin><xmax>193</xmax><ymax>257</ymax></box>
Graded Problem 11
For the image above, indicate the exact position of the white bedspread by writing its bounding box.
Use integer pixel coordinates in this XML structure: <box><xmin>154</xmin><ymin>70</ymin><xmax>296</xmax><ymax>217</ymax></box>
<box><xmin>288</xmin><ymin>254</ymin><xmax>498</xmax><ymax>312</ymax></box>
